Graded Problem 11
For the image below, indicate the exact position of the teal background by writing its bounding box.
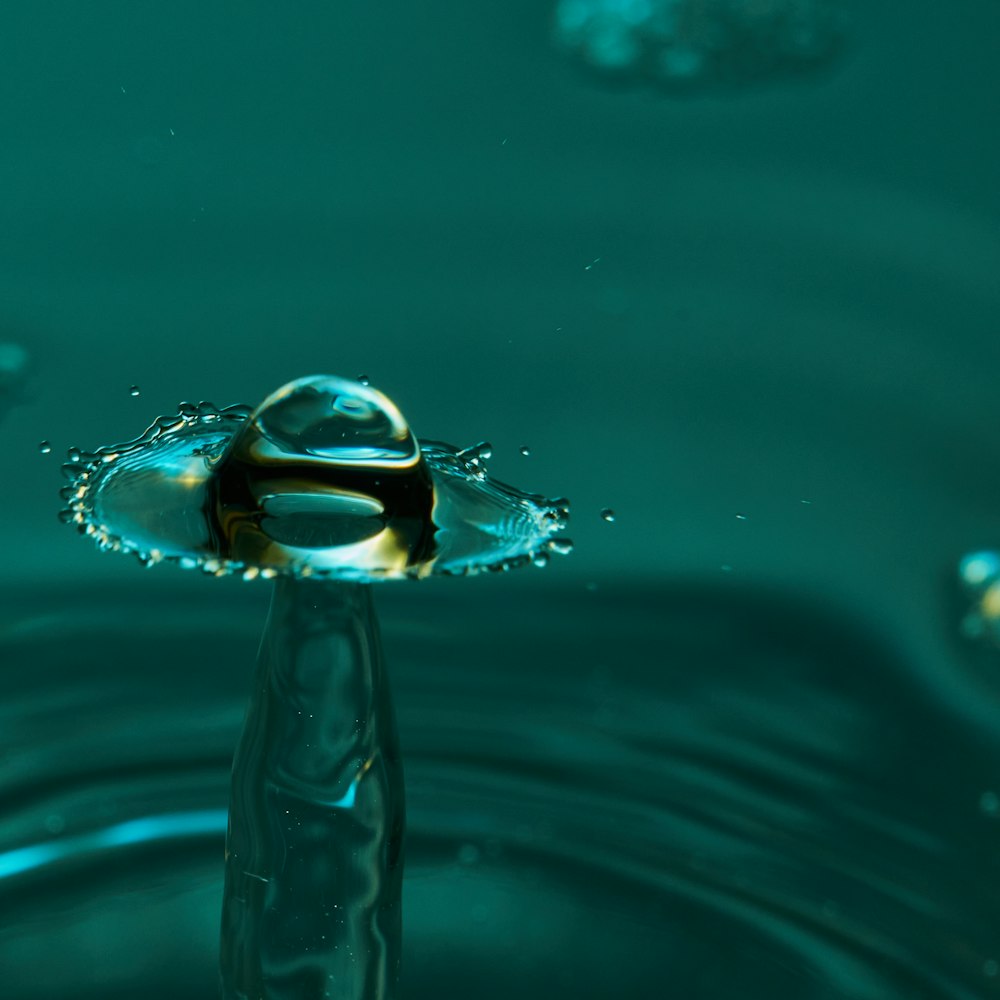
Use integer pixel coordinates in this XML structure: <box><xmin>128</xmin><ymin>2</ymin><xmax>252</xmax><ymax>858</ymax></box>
<box><xmin>3</xmin><ymin>4</ymin><xmax>1000</xmax><ymax>996</ymax></box>
<box><xmin>3</xmin><ymin>2</ymin><xmax>1000</xmax><ymax>618</ymax></box>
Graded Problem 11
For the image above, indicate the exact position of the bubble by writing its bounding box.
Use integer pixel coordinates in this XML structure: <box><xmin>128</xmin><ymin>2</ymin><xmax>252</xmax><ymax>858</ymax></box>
<box><xmin>553</xmin><ymin>0</ymin><xmax>849</xmax><ymax>94</ymax></box>
<box><xmin>129</xmin><ymin>385</ymin><xmax>141</xmax><ymax>397</ymax></box>
<box><xmin>38</xmin><ymin>440</ymin><xmax>52</xmax><ymax>455</ymax></box>
<box><xmin>0</xmin><ymin>342</ymin><xmax>31</xmax><ymax>421</ymax></box>
<box><xmin>519</xmin><ymin>445</ymin><xmax>531</xmax><ymax>457</ymax></box>
<box><xmin>356</xmin><ymin>374</ymin><xmax>370</xmax><ymax>386</ymax></box>
<box><xmin>958</xmin><ymin>551</ymin><xmax>1000</xmax><ymax>648</ymax></box>
<box><xmin>600</xmin><ymin>507</ymin><xmax>616</xmax><ymax>523</ymax></box>
<box><xmin>59</xmin><ymin>375</ymin><xmax>572</xmax><ymax>581</ymax></box>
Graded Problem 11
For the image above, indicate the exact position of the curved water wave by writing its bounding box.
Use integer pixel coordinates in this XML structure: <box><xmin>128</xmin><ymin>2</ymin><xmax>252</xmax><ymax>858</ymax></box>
<box><xmin>1</xmin><ymin>582</ymin><xmax>997</xmax><ymax>998</ymax></box>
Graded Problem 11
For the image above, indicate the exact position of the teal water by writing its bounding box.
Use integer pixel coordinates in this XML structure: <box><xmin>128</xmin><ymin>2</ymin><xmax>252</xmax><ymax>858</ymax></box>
<box><xmin>2</xmin><ymin>0</ymin><xmax>1000</xmax><ymax>997</ymax></box>
<box><xmin>55</xmin><ymin>374</ymin><xmax>573</xmax><ymax>997</ymax></box>
<box><xmin>1</xmin><ymin>580</ymin><xmax>999</xmax><ymax>998</ymax></box>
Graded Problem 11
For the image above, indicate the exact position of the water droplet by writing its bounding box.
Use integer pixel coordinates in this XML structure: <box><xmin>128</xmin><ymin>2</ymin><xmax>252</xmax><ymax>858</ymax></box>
<box><xmin>59</xmin><ymin>375</ymin><xmax>572</xmax><ymax>581</ymax></box>
<box><xmin>548</xmin><ymin>537</ymin><xmax>574</xmax><ymax>556</ymax></box>
<box><xmin>584</xmin><ymin>257</ymin><xmax>601</xmax><ymax>271</ymax></box>
<box><xmin>800</xmin><ymin>498</ymin><xmax>813</xmax><ymax>505</ymax></box>
<box><xmin>531</xmin><ymin>550</ymin><xmax>550</xmax><ymax>568</ymax></box>
<box><xmin>600</xmin><ymin>507</ymin><xmax>615</xmax><ymax>523</ymax></box>
<box><xmin>67</xmin><ymin>447</ymin><xmax>81</xmax><ymax>462</ymax></box>
<box><xmin>129</xmin><ymin>385</ymin><xmax>141</xmax><ymax>397</ymax></box>
<box><xmin>356</xmin><ymin>374</ymin><xmax>370</xmax><ymax>386</ymax></box>
<box><xmin>735</xmin><ymin>512</ymin><xmax>748</xmax><ymax>521</ymax></box>
<box><xmin>958</xmin><ymin>551</ymin><xmax>1000</xmax><ymax>648</ymax></box>
<box><xmin>38</xmin><ymin>440</ymin><xmax>52</xmax><ymax>454</ymax></box>
<box><xmin>519</xmin><ymin>445</ymin><xmax>531</xmax><ymax>457</ymax></box>
<box><xmin>979</xmin><ymin>791</ymin><xmax>999</xmax><ymax>817</ymax></box>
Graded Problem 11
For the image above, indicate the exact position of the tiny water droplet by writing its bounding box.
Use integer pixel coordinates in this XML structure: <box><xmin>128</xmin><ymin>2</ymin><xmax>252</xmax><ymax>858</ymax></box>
<box><xmin>735</xmin><ymin>512</ymin><xmax>748</xmax><ymax>521</ymax></box>
<box><xmin>584</xmin><ymin>257</ymin><xmax>601</xmax><ymax>271</ymax></box>
<box><xmin>548</xmin><ymin>537</ymin><xmax>574</xmax><ymax>556</ymax></box>
<box><xmin>600</xmin><ymin>508</ymin><xmax>615</xmax><ymax>523</ymax></box>
<box><xmin>519</xmin><ymin>445</ymin><xmax>531</xmax><ymax>457</ymax></box>
<box><xmin>531</xmin><ymin>550</ymin><xmax>550</xmax><ymax>568</ymax></box>
<box><xmin>67</xmin><ymin>447</ymin><xmax>81</xmax><ymax>462</ymax></box>
<box><xmin>38</xmin><ymin>440</ymin><xmax>52</xmax><ymax>454</ymax></box>
<box><xmin>356</xmin><ymin>374</ymin><xmax>370</xmax><ymax>386</ymax></box>
<box><xmin>800</xmin><ymin>499</ymin><xmax>812</xmax><ymax>505</ymax></box>
<box><xmin>129</xmin><ymin>385</ymin><xmax>141</xmax><ymax>397</ymax></box>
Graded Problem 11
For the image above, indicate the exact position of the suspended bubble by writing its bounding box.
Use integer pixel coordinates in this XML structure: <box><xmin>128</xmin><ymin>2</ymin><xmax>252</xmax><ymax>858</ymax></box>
<box><xmin>553</xmin><ymin>0</ymin><xmax>849</xmax><ymax>94</ymax></box>
<box><xmin>958</xmin><ymin>550</ymin><xmax>1000</xmax><ymax>647</ymax></box>
<box><xmin>60</xmin><ymin>375</ymin><xmax>571</xmax><ymax>581</ymax></box>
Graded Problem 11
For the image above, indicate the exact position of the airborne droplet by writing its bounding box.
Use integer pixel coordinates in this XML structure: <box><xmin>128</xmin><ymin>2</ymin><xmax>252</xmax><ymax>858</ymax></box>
<box><xmin>600</xmin><ymin>508</ymin><xmax>615</xmax><ymax>523</ymax></box>
<box><xmin>38</xmin><ymin>440</ymin><xmax>52</xmax><ymax>455</ymax></box>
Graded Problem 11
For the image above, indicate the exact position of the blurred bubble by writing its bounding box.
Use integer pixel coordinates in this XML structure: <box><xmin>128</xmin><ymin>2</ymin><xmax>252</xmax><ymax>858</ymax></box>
<box><xmin>0</xmin><ymin>342</ymin><xmax>31</xmax><ymax>422</ymax></box>
<box><xmin>958</xmin><ymin>550</ymin><xmax>1000</xmax><ymax>648</ymax></box>
<box><xmin>553</xmin><ymin>0</ymin><xmax>848</xmax><ymax>93</ymax></box>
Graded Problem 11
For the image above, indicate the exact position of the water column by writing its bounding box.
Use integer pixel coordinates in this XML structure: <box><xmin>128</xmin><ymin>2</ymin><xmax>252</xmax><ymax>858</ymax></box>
<box><xmin>220</xmin><ymin>578</ymin><xmax>404</xmax><ymax>1000</ymax></box>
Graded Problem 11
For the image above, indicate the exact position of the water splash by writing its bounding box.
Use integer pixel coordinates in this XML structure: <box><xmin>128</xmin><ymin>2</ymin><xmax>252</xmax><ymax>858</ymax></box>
<box><xmin>58</xmin><ymin>375</ymin><xmax>572</xmax><ymax>1000</ymax></box>
<box><xmin>552</xmin><ymin>0</ymin><xmax>848</xmax><ymax>93</ymax></box>
<box><xmin>59</xmin><ymin>376</ymin><xmax>571</xmax><ymax>580</ymax></box>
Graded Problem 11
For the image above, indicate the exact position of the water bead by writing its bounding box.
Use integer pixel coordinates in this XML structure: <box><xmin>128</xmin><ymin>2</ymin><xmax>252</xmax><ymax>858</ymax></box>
<box><xmin>60</xmin><ymin>375</ymin><xmax>571</xmax><ymax>580</ymax></box>
<box><xmin>38</xmin><ymin>440</ymin><xmax>52</xmax><ymax>455</ymax></box>
<box><xmin>600</xmin><ymin>507</ymin><xmax>616</xmax><ymax>522</ymax></box>
<box><xmin>519</xmin><ymin>445</ymin><xmax>531</xmax><ymax>457</ymax></box>
<box><xmin>129</xmin><ymin>385</ymin><xmax>141</xmax><ymax>397</ymax></box>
